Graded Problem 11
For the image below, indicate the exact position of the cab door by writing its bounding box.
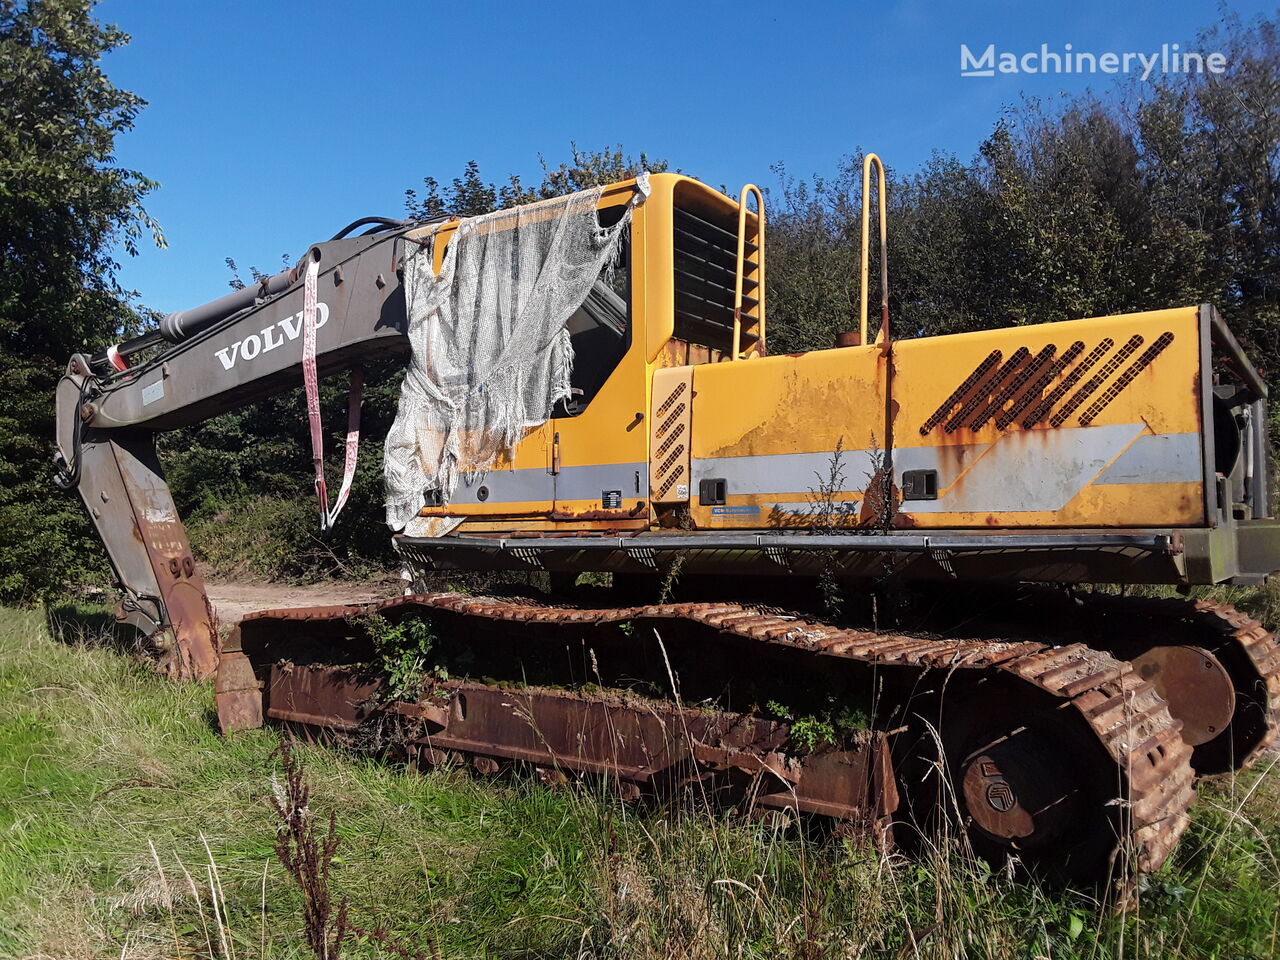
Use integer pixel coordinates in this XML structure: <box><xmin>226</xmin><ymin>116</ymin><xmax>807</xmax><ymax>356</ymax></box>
<box><xmin>551</xmin><ymin>229</ymin><xmax>649</xmax><ymax>527</ymax></box>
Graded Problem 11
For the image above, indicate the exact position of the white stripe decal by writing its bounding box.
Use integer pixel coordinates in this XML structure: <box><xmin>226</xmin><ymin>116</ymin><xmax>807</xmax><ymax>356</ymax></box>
<box><xmin>1094</xmin><ymin>432</ymin><xmax>1201</xmax><ymax>485</ymax></box>
<box><xmin>905</xmin><ymin>423</ymin><xmax>1142</xmax><ymax>513</ymax></box>
<box><xmin>693</xmin><ymin>425</ymin><xmax>1200</xmax><ymax>514</ymax></box>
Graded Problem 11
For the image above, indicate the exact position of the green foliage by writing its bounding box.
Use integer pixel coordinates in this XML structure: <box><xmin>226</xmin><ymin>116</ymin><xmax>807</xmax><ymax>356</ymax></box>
<box><xmin>0</xmin><ymin>0</ymin><xmax>161</xmax><ymax>357</ymax></box>
<box><xmin>0</xmin><ymin>0</ymin><xmax>162</xmax><ymax>602</ymax></box>
<box><xmin>359</xmin><ymin>613</ymin><xmax>438</xmax><ymax>700</ymax></box>
<box><xmin>765</xmin><ymin>698</ymin><xmax>868</xmax><ymax>752</ymax></box>
<box><xmin>180</xmin><ymin>494</ymin><xmax>391</xmax><ymax>582</ymax></box>
<box><xmin>166</xmin><ymin>357</ymin><xmax>406</xmax><ymax>581</ymax></box>
<box><xmin>787</xmin><ymin>714</ymin><xmax>836</xmax><ymax>752</ymax></box>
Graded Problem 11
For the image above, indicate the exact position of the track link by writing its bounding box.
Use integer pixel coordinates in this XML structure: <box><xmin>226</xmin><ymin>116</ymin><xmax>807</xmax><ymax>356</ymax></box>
<box><xmin>1194</xmin><ymin>599</ymin><xmax>1280</xmax><ymax>763</ymax></box>
<box><xmin>989</xmin><ymin>591</ymin><xmax>1280</xmax><ymax>774</ymax></box>
<box><xmin>219</xmin><ymin>593</ymin><xmax>1196</xmax><ymax>879</ymax></box>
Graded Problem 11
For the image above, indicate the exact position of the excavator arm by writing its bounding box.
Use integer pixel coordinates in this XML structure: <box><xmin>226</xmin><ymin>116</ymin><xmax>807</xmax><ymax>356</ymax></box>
<box><xmin>53</xmin><ymin>220</ymin><xmax>418</xmax><ymax>678</ymax></box>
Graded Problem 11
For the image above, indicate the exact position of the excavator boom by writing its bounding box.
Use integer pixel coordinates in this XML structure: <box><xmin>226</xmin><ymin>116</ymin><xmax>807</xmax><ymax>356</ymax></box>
<box><xmin>54</xmin><ymin>222</ymin><xmax>415</xmax><ymax>675</ymax></box>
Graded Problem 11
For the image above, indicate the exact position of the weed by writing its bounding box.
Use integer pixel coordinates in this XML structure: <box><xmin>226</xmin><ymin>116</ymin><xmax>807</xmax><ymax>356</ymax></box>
<box><xmin>766</xmin><ymin>699</ymin><xmax>868</xmax><ymax>752</ymax></box>
<box><xmin>269</xmin><ymin>738</ymin><xmax>350</xmax><ymax>959</ymax></box>
<box><xmin>268</xmin><ymin>738</ymin><xmax>439</xmax><ymax>960</ymax></box>
<box><xmin>807</xmin><ymin>438</ymin><xmax>853</xmax><ymax>619</ymax></box>
<box><xmin>358</xmin><ymin>613</ymin><xmax>438</xmax><ymax>700</ymax></box>
<box><xmin>658</xmin><ymin>551</ymin><xmax>688</xmax><ymax>603</ymax></box>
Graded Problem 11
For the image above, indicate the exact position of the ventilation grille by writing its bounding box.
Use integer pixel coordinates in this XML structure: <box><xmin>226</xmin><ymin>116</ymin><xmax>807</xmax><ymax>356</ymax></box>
<box><xmin>650</xmin><ymin>369</ymin><xmax>693</xmax><ymax>502</ymax></box>
<box><xmin>673</xmin><ymin>205</ymin><xmax>760</xmax><ymax>355</ymax></box>
<box><xmin>656</xmin><ymin>380</ymin><xmax>687</xmax><ymax>417</ymax></box>
<box><xmin>920</xmin><ymin>332</ymin><xmax>1175</xmax><ymax>435</ymax></box>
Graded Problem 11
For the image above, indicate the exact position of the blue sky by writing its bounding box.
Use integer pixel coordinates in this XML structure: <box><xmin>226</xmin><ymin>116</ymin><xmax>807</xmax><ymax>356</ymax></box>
<box><xmin>100</xmin><ymin>0</ymin><xmax>1272</xmax><ymax>314</ymax></box>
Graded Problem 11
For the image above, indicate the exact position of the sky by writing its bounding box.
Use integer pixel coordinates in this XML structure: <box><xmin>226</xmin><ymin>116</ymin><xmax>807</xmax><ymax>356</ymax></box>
<box><xmin>99</xmin><ymin>0</ymin><xmax>1274</xmax><ymax>315</ymax></box>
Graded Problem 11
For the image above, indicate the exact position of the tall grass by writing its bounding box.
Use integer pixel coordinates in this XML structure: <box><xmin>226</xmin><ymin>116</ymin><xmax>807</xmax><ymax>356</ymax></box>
<box><xmin>0</xmin><ymin>603</ymin><xmax>1277</xmax><ymax>959</ymax></box>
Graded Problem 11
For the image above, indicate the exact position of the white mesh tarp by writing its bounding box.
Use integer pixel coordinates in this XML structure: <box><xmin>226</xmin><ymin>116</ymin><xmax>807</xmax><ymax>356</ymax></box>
<box><xmin>384</xmin><ymin>175</ymin><xmax>649</xmax><ymax>531</ymax></box>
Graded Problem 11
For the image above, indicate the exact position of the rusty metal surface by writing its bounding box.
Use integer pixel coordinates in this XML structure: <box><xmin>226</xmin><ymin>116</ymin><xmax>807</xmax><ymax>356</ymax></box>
<box><xmin>267</xmin><ymin>663</ymin><xmax>380</xmax><ymax>732</ymax></box>
<box><xmin>1130</xmin><ymin>645</ymin><xmax>1235</xmax><ymax>747</ymax></box>
<box><xmin>1192</xmin><ymin>599</ymin><xmax>1280</xmax><ymax>768</ymax></box>
<box><xmin>265</xmin><ymin>666</ymin><xmax>892</xmax><ymax>827</ymax></box>
<box><xmin>1017</xmin><ymin>592</ymin><xmax>1280</xmax><ymax>775</ymax></box>
<box><xmin>214</xmin><ymin>648</ymin><xmax>264</xmax><ymax>734</ymax></box>
<box><xmin>70</xmin><ymin>430</ymin><xmax>218</xmax><ymax>680</ymax></box>
<box><xmin>222</xmin><ymin>591</ymin><xmax>1201</xmax><ymax>878</ymax></box>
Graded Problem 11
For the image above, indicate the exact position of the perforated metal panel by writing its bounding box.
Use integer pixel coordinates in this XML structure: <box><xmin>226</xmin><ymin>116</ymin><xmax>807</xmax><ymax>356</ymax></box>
<box><xmin>919</xmin><ymin>332</ymin><xmax>1177</xmax><ymax>436</ymax></box>
<box><xmin>650</xmin><ymin>366</ymin><xmax>693</xmax><ymax>502</ymax></box>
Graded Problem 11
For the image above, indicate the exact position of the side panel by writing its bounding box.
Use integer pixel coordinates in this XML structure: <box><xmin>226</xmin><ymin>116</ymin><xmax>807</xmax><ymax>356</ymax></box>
<box><xmin>893</xmin><ymin>306</ymin><xmax>1205</xmax><ymax>528</ymax></box>
<box><xmin>688</xmin><ymin>347</ymin><xmax>888</xmax><ymax>529</ymax></box>
<box><xmin>685</xmin><ymin>306</ymin><xmax>1205</xmax><ymax>530</ymax></box>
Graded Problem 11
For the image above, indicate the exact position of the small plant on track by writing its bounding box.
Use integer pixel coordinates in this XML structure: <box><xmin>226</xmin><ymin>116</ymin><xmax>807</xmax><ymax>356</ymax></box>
<box><xmin>359</xmin><ymin>613</ymin><xmax>439</xmax><ymax>700</ymax></box>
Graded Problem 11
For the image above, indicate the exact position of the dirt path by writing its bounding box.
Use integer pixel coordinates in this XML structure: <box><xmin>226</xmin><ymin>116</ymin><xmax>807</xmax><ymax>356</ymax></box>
<box><xmin>205</xmin><ymin>579</ymin><xmax>400</xmax><ymax>626</ymax></box>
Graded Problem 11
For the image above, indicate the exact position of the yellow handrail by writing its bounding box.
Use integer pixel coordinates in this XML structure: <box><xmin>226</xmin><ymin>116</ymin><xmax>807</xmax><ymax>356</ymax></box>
<box><xmin>732</xmin><ymin>183</ymin><xmax>766</xmax><ymax>360</ymax></box>
<box><xmin>859</xmin><ymin>153</ymin><xmax>890</xmax><ymax>346</ymax></box>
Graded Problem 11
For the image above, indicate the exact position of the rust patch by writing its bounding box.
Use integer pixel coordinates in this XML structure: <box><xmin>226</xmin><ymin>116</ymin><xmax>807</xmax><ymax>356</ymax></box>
<box><xmin>550</xmin><ymin>502</ymin><xmax>647</xmax><ymax>521</ymax></box>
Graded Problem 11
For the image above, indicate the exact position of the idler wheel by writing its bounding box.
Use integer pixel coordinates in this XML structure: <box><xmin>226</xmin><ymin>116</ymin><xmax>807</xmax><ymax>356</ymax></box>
<box><xmin>1130</xmin><ymin>645</ymin><xmax>1235</xmax><ymax>748</ymax></box>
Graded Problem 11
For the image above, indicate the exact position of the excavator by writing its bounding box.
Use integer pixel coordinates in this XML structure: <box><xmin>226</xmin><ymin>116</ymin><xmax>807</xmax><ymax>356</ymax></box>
<box><xmin>54</xmin><ymin>159</ymin><xmax>1280</xmax><ymax>885</ymax></box>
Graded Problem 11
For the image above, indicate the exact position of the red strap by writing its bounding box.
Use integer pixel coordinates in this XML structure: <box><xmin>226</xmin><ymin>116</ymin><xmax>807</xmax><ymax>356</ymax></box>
<box><xmin>106</xmin><ymin>343</ymin><xmax>129</xmax><ymax>371</ymax></box>
<box><xmin>302</xmin><ymin>256</ymin><xmax>362</xmax><ymax>531</ymax></box>
<box><xmin>330</xmin><ymin>367</ymin><xmax>364</xmax><ymax>522</ymax></box>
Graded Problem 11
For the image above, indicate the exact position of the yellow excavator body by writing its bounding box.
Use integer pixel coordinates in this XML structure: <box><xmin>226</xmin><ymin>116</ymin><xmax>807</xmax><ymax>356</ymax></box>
<box><xmin>411</xmin><ymin>174</ymin><xmax>1210</xmax><ymax>542</ymax></box>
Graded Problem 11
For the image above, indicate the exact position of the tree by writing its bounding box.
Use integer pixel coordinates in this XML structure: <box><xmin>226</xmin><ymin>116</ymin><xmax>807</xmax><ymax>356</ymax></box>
<box><xmin>0</xmin><ymin>0</ymin><xmax>162</xmax><ymax>601</ymax></box>
<box><xmin>764</xmin><ymin>9</ymin><xmax>1279</xmax><ymax>364</ymax></box>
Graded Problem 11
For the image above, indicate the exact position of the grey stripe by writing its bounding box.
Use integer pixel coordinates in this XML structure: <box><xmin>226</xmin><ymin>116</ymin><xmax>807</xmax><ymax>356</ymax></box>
<box><xmin>1095</xmin><ymin>432</ymin><xmax>1202</xmax><ymax>485</ymax></box>
<box><xmin>450</xmin><ymin>428</ymin><xmax>1198</xmax><ymax>509</ymax></box>
<box><xmin>693</xmin><ymin>423</ymin><xmax>1196</xmax><ymax>515</ymax></box>
<box><xmin>452</xmin><ymin>467</ymin><xmax>551</xmax><ymax>505</ymax></box>
<box><xmin>692</xmin><ymin>450</ymin><xmax>878</xmax><ymax>496</ymax></box>
<box><xmin>450</xmin><ymin>461</ymin><xmax>648</xmax><ymax>505</ymax></box>
<box><xmin>554</xmin><ymin>462</ymin><xmax>648</xmax><ymax>500</ymax></box>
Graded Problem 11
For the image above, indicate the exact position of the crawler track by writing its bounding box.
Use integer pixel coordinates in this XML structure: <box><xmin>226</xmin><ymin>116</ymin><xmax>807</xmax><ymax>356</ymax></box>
<box><xmin>1062</xmin><ymin>595</ymin><xmax>1280</xmax><ymax>775</ymax></box>
<box><xmin>218</xmin><ymin>593</ymin><xmax>1196</xmax><ymax>882</ymax></box>
<box><xmin>950</xmin><ymin>590</ymin><xmax>1280</xmax><ymax>775</ymax></box>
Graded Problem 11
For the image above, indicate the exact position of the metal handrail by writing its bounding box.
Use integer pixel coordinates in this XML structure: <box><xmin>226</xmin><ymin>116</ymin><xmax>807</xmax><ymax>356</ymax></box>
<box><xmin>859</xmin><ymin>153</ymin><xmax>890</xmax><ymax>346</ymax></box>
<box><xmin>732</xmin><ymin>184</ymin><xmax>766</xmax><ymax>360</ymax></box>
